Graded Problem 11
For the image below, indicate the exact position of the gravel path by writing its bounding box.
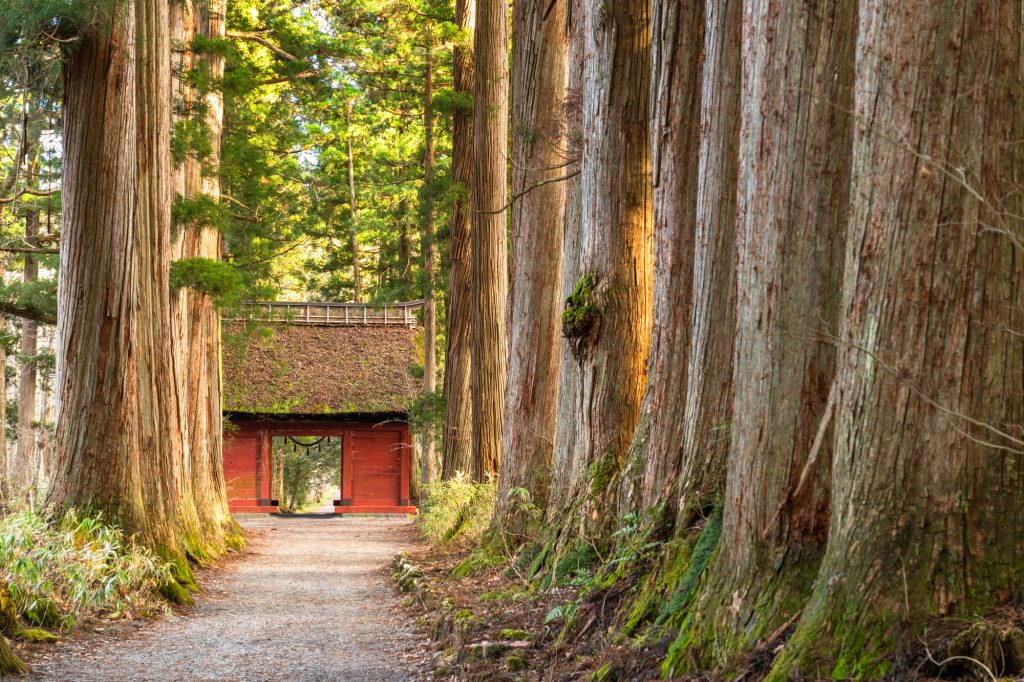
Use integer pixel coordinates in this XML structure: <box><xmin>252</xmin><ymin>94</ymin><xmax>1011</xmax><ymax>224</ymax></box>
<box><xmin>25</xmin><ymin>515</ymin><xmax>424</xmax><ymax>682</ymax></box>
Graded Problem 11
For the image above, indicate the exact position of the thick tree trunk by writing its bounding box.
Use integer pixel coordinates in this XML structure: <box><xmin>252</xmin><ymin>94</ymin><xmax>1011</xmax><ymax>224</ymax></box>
<box><xmin>441</xmin><ymin>0</ymin><xmax>474</xmax><ymax>480</ymax></box>
<box><xmin>188</xmin><ymin>0</ymin><xmax>241</xmax><ymax>556</ymax></box>
<box><xmin>618</xmin><ymin>0</ymin><xmax>704</xmax><ymax>516</ymax></box>
<box><xmin>773</xmin><ymin>2</ymin><xmax>1024</xmax><ymax>677</ymax></box>
<box><xmin>549</xmin><ymin>0</ymin><xmax>585</xmax><ymax>511</ymax></box>
<box><xmin>675</xmin><ymin>0</ymin><xmax>856</xmax><ymax>670</ymax></box>
<box><xmin>420</xmin><ymin>26</ymin><xmax>438</xmax><ymax>484</ymax></box>
<box><xmin>493</xmin><ymin>0</ymin><xmax>568</xmax><ymax>540</ymax></box>
<box><xmin>555</xmin><ymin>0</ymin><xmax>652</xmax><ymax>536</ymax></box>
<box><xmin>673</xmin><ymin>0</ymin><xmax>742</xmax><ymax>525</ymax></box>
<box><xmin>49</xmin><ymin>0</ymin><xmax>196</xmax><ymax>593</ymax></box>
<box><xmin>469</xmin><ymin>0</ymin><xmax>509</xmax><ymax>480</ymax></box>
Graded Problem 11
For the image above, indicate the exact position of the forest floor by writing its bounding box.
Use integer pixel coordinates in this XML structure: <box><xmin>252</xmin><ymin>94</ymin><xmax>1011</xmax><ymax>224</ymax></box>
<box><xmin>21</xmin><ymin>515</ymin><xmax>430</xmax><ymax>681</ymax></box>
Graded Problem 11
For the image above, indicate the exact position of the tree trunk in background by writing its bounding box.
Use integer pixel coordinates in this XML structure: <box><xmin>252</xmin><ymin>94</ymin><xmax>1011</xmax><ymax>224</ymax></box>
<box><xmin>773</xmin><ymin>2</ymin><xmax>1024</xmax><ymax>677</ymax></box>
<box><xmin>188</xmin><ymin>0</ymin><xmax>240</xmax><ymax>555</ymax></box>
<box><xmin>556</xmin><ymin>0</ymin><xmax>653</xmax><ymax>535</ymax></box>
<box><xmin>548</xmin><ymin>0</ymin><xmax>584</xmax><ymax>511</ymax></box>
<box><xmin>441</xmin><ymin>0</ymin><xmax>474</xmax><ymax>480</ymax></box>
<box><xmin>677</xmin><ymin>0</ymin><xmax>856</xmax><ymax>669</ymax></box>
<box><xmin>346</xmin><ymin>103</ymin><xmax>361</xmax><ymax>303</ymax></box>
<box><xmin>420</xmin><ymin>25</ymin><xmax>438</xmax><ymax>484</ymax></box>
<box><xmin>469</xmin><ymin>0</ymin><xmax>509</xmax><ymax>480</ymax></box>
<box><xmin>15</xmin><ymin>159</ymin><xmax>40</xmax><ymax>507</ymax></box>
<box><xmin>49</xmin><ymin>0</ymin><xmax>196</xmax><ymax>593</ymax></box>
<box><xmin>674</xmin><ymin>0</ymin><xmax>741</xmax><ymax>521</ymax></box>
<box><xmin>397</xmin><ymin>197</ymin><xmax>412</xmax><ymax>291</ymax></box>
<box><xmin>494</xmin><ymin>0</ymin><xmax>568</xmax><ymax>541</ymax></box>
<box><xmin>618</xmin><ymin>0</ymin><xmax>704</xmax><ymax>516</ymax></box>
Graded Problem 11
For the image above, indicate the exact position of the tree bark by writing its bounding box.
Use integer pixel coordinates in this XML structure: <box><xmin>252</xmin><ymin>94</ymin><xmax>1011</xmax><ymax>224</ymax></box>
<box><xmin>675</xmin><ymin>0</ymin><xmax>856</xmax><ymax>669</ymax></box>
<box><xmin>494</xmin><ymin>0</ymin><xmax>568</xmax><ymax>540</ymax></box>
<box><xmin>556</xmin><ymin>0</ymin><xmax>653</xmax><ymax>535</ymax></box>
<box><xmin>49</xmin><ymin>0</ymin><xmax>196</xmax><ymax>591</ymax></box>
<box><xmin>469</xmin><ymin>0</ymin><xmax>509</xmax><ymax>480</ymax></box>
<box><xmin>420</xmin><ymin>24</ymin><xmax>438</xmax><ymax>484</ymax></box>
<box><xmin>441</xmin><ymin>0</ymin><xmax>475</xmax><ymax>480</ymax></box>
<box><xmin>549</xmin><ymin>0</ymin><xmax>585</xmax><ymax>511</ymax></box>
<box><xmin>15</xmin><ymin>159</ymin><xmax>40</xmax><ymax>508</ymax></box>
<box><xmin>618</xmin><ymin>0</ymin><xmax>705</xmax><ymax>516</ymax></box>
<box><xmin>773</xmin><ymin>2</ymin><xmax>1024</xmax><ymax>677</ymax></box>
<box><xmin>673</xmin><ymin>0</ymin><xmax>742</xmax><ymax>524</ymax></box>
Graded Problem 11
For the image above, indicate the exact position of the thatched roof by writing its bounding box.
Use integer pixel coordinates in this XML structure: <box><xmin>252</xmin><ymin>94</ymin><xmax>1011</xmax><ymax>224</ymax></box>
<box><xmin>222</xmin><ymin>322</ymin><xmax>422</xmax><ymax>415</ymax></box>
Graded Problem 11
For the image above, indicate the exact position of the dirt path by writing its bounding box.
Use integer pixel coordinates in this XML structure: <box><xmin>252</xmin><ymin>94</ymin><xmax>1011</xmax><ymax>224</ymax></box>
<box><xmin>25</xmin><ymin>516</ymin><xmax>425</xmax><ymax>682</ymax></box>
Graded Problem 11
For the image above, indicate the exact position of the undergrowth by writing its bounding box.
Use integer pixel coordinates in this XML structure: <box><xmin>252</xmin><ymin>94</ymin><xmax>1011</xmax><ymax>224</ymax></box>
<box><xmin>417</xmin><ymin>474</ymin><xmax>497</xmax><ymax>548</ymax></box>
<box><xmin>0</xmin><ymin>510</ymin><xmax>173</xmax><ymax>630</ymax></box>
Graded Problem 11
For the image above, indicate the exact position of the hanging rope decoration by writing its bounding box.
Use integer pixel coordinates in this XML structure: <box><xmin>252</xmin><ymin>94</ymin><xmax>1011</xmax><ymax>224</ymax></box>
<box><xmin>286</xmin><ymin>435</ymin><xmax>330</xmax><ymax>450</ymax></box>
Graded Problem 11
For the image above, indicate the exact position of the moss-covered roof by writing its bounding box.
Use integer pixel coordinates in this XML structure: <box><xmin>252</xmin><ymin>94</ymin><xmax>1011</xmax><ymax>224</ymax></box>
<box><xmin>222</xmin><ymin>322</ymin><xmax>422</xmax><ymax>415</ymax></box>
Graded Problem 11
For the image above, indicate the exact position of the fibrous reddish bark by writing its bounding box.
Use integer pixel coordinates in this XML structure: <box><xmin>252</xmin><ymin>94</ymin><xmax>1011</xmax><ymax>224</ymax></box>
<box><xmin>619</xmin><ymin>0</ymin><xmax>705</xmax><ymax>516</ymax></box>
<box><xmin>773</xmin><ymin>2</ymin><xmax>1024</xmax><ymax>677</ymax></box>
<box><xmin>441</xmin><ymin>0</ymin><xmax>474</xmax><ymax>480</ymax></box>
<box><xmin>677</xmin><ymin>0</ymin><xmax>856</xmax><ymax>669</ymax></box>
<box><xmin>674</xmin><ymin>0</ymin><xmax>741</xmax><ymax>523</ymax></box>
<box><xmin>469</xmin><ymin>0</ymin><xmax>509</xmax><ymax>480</ymax></box>
<box><xmin>548</xmin><ymin>0</ymin><xmax>584</xmax><ymax>512</ymax></box>
<box><xmin>494</xmin><ymin>0</ymin><xmax>568</xmax><ymax>539</ymax></box>
<box><xmin>50</xmin><ymin>0</ymin><xmax>198</xmax><ymax>589</ymax></box>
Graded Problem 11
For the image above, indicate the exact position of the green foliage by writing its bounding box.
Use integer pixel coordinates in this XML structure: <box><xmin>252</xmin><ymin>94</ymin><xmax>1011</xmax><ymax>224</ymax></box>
<box><xmin>170</xmin><ymin>257</ymin><xmax>245</xmax><ymax>309</ymax></box>
<box><xmin>0</xmin><ymin>510</ymin><xmax>172</xmax><ymax>630</ymax></box>
<box><xmin>418</xmin><ymin>474</ymin><xmax>497</xmax><ymax>548</ymax></box>
<box><xmin>431</xmin><ymin>88</ymin><xmax>473</xmax><ymax>116</ymax></box>
<box><xmin>274</xmin><ymin>436</ymin><xmax>341</xmax><ymax>512</ymax></box>
<box><xmin>562</xmin><ymin>274</ymin><xmax>598</xmax><ymax>339</ymax></box>
<box><xmin>409</xmin><ymin>387</ymin><xmax>445</xmax><ymax>433</ymax></box>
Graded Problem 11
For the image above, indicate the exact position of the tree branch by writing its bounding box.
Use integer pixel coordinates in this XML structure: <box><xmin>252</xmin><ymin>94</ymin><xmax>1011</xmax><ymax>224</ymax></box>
<box><xmin>226</xmin><ymin>31</ymin><xmax>298</xmax><ymax>61</ymax></box>
<box><xmin>475</xmin><ymin>169</ymin><xmax>581</xmax><ymax>215</ymax></box>
<box><xmin>0</xmin><ymin>302</ymin><xmax>55</xmax><ymax>325</ymax></box>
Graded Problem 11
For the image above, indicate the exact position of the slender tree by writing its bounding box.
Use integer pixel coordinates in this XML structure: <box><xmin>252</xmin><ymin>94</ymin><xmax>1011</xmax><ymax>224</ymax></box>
<box><xmin>420</xmin><ymin>21</ymin><xmax>438</xmax><ymax>483</ymax></box>
<box><xmin>469</xmin><ymin>0</ymin><xmax>509</xmax><ymax>479</ymax></box>
<box><xmin>493</xmin><ymin>0</ymin><xmax>568</xmax><ymax>539</ymax></box>
<box><xmin>441</xmin><ymin>0</ymin><xmax>474</xmax><ymax>479</ymax></box>
<box><xmin>346</xmin><ymin>101</ymin><xmax>361</xmax><ymax>303</ymax></box>
<box><xmin>773</xmin><ymin>1</ymin><xmax>1024</xmax><ymax>676</ymax></box>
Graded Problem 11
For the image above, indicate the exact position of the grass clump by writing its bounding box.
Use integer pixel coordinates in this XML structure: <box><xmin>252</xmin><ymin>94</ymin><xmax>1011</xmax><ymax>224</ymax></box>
<box><xmin>417</xmin><ymin>473</ymin><xmax>497</xmax><ymax>548</ymax></box>
<box><xmin>0</xmin><ymin>510</ymin><xmax>174</xmax><ymax>630</ymax></box>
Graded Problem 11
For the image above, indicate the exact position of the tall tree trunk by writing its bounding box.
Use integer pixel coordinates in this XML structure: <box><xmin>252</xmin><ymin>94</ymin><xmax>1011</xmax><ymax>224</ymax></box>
<box><xmin>673</xmin><ymin>0</ymin><xmax>741</xmax><ymax>526</ymax></box>
<box><xmin>346</xmin><ymin>103</ymin><xmax>361</xmax><ymax>303</ymax></box>
<box><xmin>554</xmin><ymin>0</ymin><xmax>653</xmax><ymax>538</ymax></box>
<box><xmin>441</xmin><ymin>0</ymin><xmax>475</xmax><ymax>480</ymax></box>
<box><xmin>469</xmin><ymin>0</ymin><xmax>509</xmax><ymax>480</ymax></box>
<box><xmin>15</xmin><ymin>160</ymin><xmax>40</xmax><ymax>508</ymax></box>
<box><xmin>675</xmin><ymin>0</ymin><xmax>856</xmax><ymax>670</ymax></box>
<box><xmin>49</xmin><ymin>0</ymin><xmax>196</xmax><ymax>596</ymax></box>
<box><xmin>493</xmin><ymin>0</ymin><xmax>568</xmax><ymax>541</ymax></box>
<box><xmin>548</xmin><ymin>0</ymin><xmax>585</xmax><ymax>511</ymax></box>
<box><xmin>618</xmin><ymin>0</ymin><xmax>705</xmax><ymax>516</ymax></box>
<box><xmin>420</xmin><ymin>24</ymin><xmax>438</xmax><ymax>484</ymax></box>
<box><xmin>397</xmin><ymin>197</ymin><xmax>412</xmax><ymax>291</ymax></box>
<box><xmin>773</xmin><ymin>2</ymin><xmax>1024</xmax><ymax>677</ymax></box>
<box><xmin>188</xmin><ymin>0</ymin><xmax>241</xmax><ymax>556</ymax></box>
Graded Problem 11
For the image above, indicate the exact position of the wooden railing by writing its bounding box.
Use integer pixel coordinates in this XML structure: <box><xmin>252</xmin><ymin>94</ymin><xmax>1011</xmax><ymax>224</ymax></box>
<box><xmin>229</xmin><ymin>300</ymin><xmax>423</xmax><ymax>327</ymax></box>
